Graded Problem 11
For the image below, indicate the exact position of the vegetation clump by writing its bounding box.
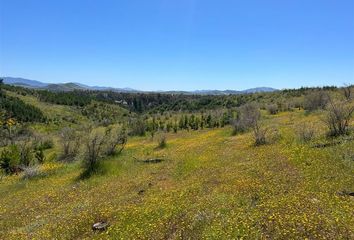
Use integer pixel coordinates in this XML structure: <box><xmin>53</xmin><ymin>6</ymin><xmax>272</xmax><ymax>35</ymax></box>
<box><xmin>296</xmin><ymin>123</ymin><xmax>316</xmax><ymax>142</ymax></box>
<box><xmin>304</xmin><ymin>90</ymin><xmax>329</xmax><ymax>111</ymax></box>
<box><xmin>59</xmin><ymin>127</ymin><xmax>81</xmax><ymax>161</ymax></box>
<box><xmin>104</xmin><ymin>124</ymin><xmax>127</xmax><ymax>156</ymax></box>
<box><xmin>324</xmin><ymin>98</ymin><xmax>354</xmax><ymax>137</ymax></box>
<box><xmin>233</xmin><ymin>103</ymin><xmax>269</xmax><ymax>145</ymax></box>
<box><xmin>156</xmin><ymin>134</ymin><xmax>167</xmax><ymax>149</ymax></box>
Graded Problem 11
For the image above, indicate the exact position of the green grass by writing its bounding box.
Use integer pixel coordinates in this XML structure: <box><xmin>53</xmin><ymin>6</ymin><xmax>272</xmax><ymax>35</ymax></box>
<box><xmin>0</xmin><ymin>111</ymin><xmax>353</xmax><ymax>239</ymax></box>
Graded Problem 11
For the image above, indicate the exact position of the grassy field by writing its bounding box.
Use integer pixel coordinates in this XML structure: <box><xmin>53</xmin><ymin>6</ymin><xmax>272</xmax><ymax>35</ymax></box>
<box><xmin>0</xmin><ymin>110</ymin><xmax>353</xmax><ymax>239</ymax></box>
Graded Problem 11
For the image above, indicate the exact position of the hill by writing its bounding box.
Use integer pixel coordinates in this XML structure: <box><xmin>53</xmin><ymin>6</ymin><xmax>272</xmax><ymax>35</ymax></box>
<box><xmin>2</xmin><ymin>77</ymin><xmax>277</xmax><ymax>94</ymax></box>
<box><xmin>0</xmin><ymin>112</ymin><xmax>353</xmax><ymax>239</ymax></box>
<box><xmin>0</xmin><ymin>83</ymin><xmax>353</xmax><ymax>239</ymax></box>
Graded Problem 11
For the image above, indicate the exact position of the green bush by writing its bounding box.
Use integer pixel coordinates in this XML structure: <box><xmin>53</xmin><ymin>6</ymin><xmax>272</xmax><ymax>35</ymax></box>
<box><xmin>0</xmin><ymin>145</ymin><xmax>20</xmax><ymax>174</ymax></box>
<box><xmin>35</xmin><ymin>149</ymin><xmax>45</xmax><ymax>164</ymax></box>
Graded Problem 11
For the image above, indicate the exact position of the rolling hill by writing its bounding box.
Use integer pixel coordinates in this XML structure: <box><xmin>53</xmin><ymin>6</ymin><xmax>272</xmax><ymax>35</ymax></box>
<box><xmin>2</xmin><ymin>77</ymin><xmax>277</xmax><ymax>94</ymax></box>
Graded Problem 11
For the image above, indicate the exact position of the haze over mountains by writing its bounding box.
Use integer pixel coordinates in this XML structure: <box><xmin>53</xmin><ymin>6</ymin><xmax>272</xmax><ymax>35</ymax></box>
<box><xmin>2</xmin><ymin>77</ymin><xmax>277</xmax><ymax>95</ymax></box>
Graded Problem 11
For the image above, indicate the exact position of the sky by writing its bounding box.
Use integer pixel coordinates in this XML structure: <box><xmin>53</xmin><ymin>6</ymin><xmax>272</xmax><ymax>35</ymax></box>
<box><xmin>0</xmin><ymin>0</ymin><xmax>353</xmax><ymax>91</ymax></box>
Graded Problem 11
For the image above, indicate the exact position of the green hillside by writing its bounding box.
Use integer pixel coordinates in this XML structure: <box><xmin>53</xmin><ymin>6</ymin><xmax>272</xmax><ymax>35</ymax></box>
<box><xmin>0</xmin><ymin>83</ymin><xmax>353</xmax><ymax>239</ymax></box>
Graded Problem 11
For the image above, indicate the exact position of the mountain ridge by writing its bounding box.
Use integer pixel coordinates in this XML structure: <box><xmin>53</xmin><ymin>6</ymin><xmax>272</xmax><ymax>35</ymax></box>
<box><xmin>1</xmin><ymin>77</ymin><xmax>278</xmax><ymax>95</ymax></box>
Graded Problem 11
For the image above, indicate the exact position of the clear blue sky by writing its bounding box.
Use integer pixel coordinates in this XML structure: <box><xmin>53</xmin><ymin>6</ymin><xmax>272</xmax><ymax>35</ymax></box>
<box><xmin>0</xmin><ymin>0</ymin><xmax>353</xmax><ymax>91</ymax></box>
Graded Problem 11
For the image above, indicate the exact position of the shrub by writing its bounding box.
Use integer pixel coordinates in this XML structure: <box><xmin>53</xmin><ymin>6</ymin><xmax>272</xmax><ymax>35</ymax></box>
<box><xmin>267</xmin><ymin>127</ymin><xmax>282</xmax><ymax>143</ymax></box>
<box><xmin>296</xmin><ymin>123</ymin><xmax>316</xmax><ymax>142</ymax></box>
<box><xmin>324</xmin><ymin>99</ymin><xmax>354</xmax><ymax>137</ymax></box>
<box><xmin>82</xmin><ymin>128</ymin><xmax>106</xmax><ymax>173</ymax></box>
<box><xmin>267</xmin><ymin>104</ymin><xmax>278</xmax><ymax>115</ymax></box>
<box><xmin>343</xmin><ymin>84</ymin><xmax>353</xmax><ymax>100</ymax></box>
<box><xmin>59</xmin><ymin>127</ymin><xmax>80</xmax><ymax>161</ymax></box>
<box><xmin>33</xmin><ymin>136</ymin><xmax>54</xmax><ymax>151</ymax></box>
<box><xmin>35</xmin><ymin>149</ymin><xmax>45</xmax><ymax>164</ymax></box>
<box><xmin>0</xmin><ymin>145</ymin><xmax>20</xmax><ymax>174</ymax></box>
<box><xmin>129</xmin><ymin>118</ymin><xmax>146</xmax><ymax>136</ymax></box>
<box><xmin>232</xmin><ymin>103</ymin><xmax>268</xmax><ymax>145</ymax></box>
<box><xmin>254</xmin><ymin>127</ymin><xmax>268</xmax><ymax>145</ymax></box>
<box><xmin>304</xmin><ymin>90</ymin><xmax>328</xmax><ymax>111</ymax></box>
<box><xmin>157</xmin><ymin>134</ymin><xmax>167</xmax><ymax>149</ymax></box>
<box><xmin>231</xmin><ymin>108</ymin><xmax>251</xmax><ymax>135</ymax></box>
<box><xmin>104</xmin><ymin>125</ymin><xmax>127</xmax><ymax>156</ymax></box>
<box><xmin>21</xmin><ymin>166</ymin><xmax>45</xmax><ymax>180</ymax></box>
<box><xmin>18</xmin><ymin>140</ymin><xmax>34</xmax><ymax>166</ymax></box>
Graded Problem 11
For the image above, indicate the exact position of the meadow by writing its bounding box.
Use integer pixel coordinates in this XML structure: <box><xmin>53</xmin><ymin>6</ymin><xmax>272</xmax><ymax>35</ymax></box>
<box><xmin>1</xmin><ymin>107</ymin><xmax>353</xmax><ymax>239</ymax></box>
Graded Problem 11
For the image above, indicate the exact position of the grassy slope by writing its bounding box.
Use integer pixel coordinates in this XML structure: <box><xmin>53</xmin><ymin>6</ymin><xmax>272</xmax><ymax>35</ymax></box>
<box><xmin>0</xmin><ymin>110</ymin><xmax>353</xmax><ymax>239</ymax></box>
<box><xmin>5</xmin><ymin>90</ymin><xmax>90</xmax><ymax>131</ymax></box>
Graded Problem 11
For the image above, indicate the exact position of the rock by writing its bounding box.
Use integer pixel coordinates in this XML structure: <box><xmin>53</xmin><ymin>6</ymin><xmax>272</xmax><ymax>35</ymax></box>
<box><xmin>337</xmin><ymin>191</ymin><xmax>354</xmax><ymax>197</ymax></box>
<box><xmin>92</xmin><ymin>221</ymin><xmax>109</xmax><ymax>231</ymax></box>
<box><xmin>138</xmin><ymin>189</ymin><xmax>145</xmax><ymax>195</ymax></box>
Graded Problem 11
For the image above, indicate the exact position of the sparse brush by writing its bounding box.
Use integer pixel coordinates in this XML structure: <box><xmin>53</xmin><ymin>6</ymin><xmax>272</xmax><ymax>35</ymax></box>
<box><xmin>32</xmin><ymin>133</ymin><xmax>54</xmax><ymax>151</ymax></box>
<box><xmin>267</xmin><ymin>104</ymin><xmax>278</xmax><ymax>115</ymax></box>
<box><xmin>18</xmin><ymin>139</ymin><xmax>34</xmax><ymax>166</ymax></box>
<box><xmin>296</xmin><ymin>123</ymin><xmax>316</xmax><ymax>142</ymax></box>
<box><xmin>304</xmin><ymin>90</ymin><xmax>329</xmax><ymax>111</ymax></box>
<box><xmin>253</xmin><ymin>126</ymin><xmax>268</xmax><ymax>146</ymax></box>
<box><xmin>59</xmin><ymin>127</ymin><xmax>80</xmax><ymax>161</ymax></box>
<box><xmin>267</xmin><ymin>127</ymin><xmax>282</xmax><ymax>143</ymax></box>
<box><xmin>80</xmin><ymin>127</ymin><xmax>106</xmax><ymax>178</ymax></box>
<box><xmin>323</xmin><ymin>98</ymin><xmax>354</xmax><ymax>137</ymax></box>
<box><xmin>157</xmin><ymin>134</ymin><xmax>167</xmax><ymax>149</ymax></box>
<box><xmin>21</xmin><ymin>166</ymin><xmax>45</xmax><ymax>180</ymax></box>
<box><xmin>104</xmin><ymin>125</ymin><xmax>127</xmax><ymax>156</ymax></box>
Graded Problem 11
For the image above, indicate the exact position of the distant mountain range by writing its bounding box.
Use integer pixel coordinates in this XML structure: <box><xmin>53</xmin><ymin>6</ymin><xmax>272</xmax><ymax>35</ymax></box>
<box><xmin>1</xmin><ymin>77</ymin><xmax>277</xmax><ymax>95</ymax></box>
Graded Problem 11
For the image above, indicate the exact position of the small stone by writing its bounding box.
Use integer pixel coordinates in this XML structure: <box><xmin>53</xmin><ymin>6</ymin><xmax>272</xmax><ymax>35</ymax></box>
<box><xmin>92</xmin><ymin>221</ymin><xmax>109</xmax><ymax>231</ymax></box>
<box><xmin>310</xmin><ymin>198</ymin><xmax>320</xmax><ymax>204</ymax></box>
